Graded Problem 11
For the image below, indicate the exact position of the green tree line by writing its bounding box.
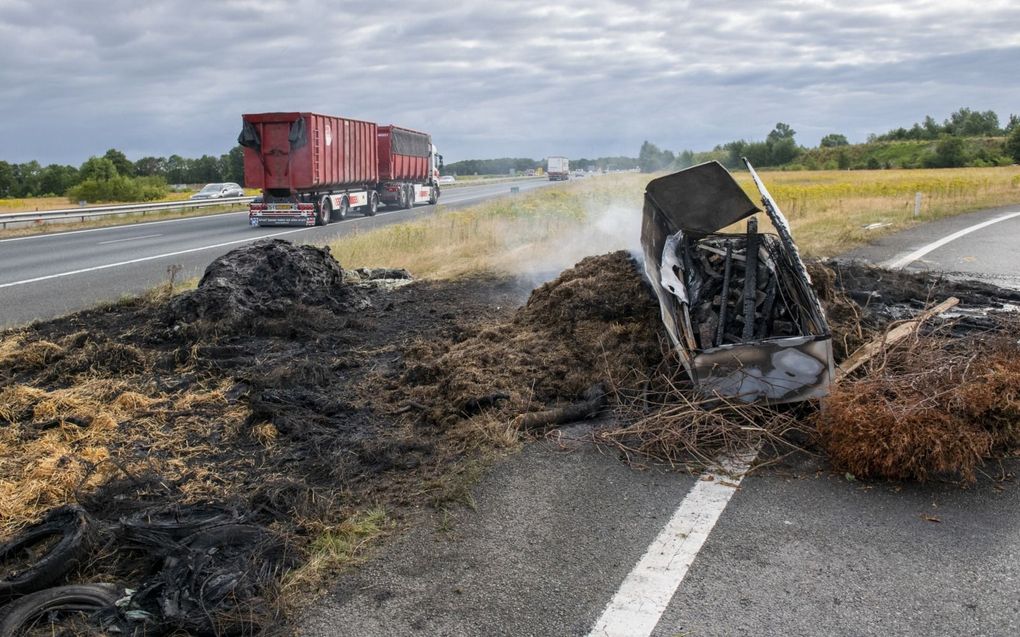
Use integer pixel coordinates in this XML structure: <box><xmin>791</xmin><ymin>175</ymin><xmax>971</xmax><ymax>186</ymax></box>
<box><xmin>0</xmin><ymin>147</ymin><xmax>245</xmax><ymax>201</ymax></box>
<box><xmin>641</xmin><ymin>107</ymin><xmax>1020</xmax><ymax>173</ymax></box>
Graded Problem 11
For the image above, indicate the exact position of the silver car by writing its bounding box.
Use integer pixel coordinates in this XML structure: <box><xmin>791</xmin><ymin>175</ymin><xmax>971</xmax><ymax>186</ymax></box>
<box><xmin>190</xmin><ymin>182</ymin><xmax>245</xmax><ymax>199</ymax></box>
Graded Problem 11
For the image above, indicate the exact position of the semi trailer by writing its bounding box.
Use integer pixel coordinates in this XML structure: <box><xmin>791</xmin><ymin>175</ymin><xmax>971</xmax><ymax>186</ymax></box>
<box><xmin>239</xmin><ymin>112</ymin><xmax>442</xmax><ymax>227</ymax></box>
<box><xmin>547</xmin><ymin>156</ymin><xmax>569</xmax><ymax>181</ymax></box>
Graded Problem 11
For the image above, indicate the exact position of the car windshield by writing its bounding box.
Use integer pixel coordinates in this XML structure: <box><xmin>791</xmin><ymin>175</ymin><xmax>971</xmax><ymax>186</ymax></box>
<box><xmin>200</xmin><ymin>184</ymin><xmax>223</xmax><ymax>193</ymax></box>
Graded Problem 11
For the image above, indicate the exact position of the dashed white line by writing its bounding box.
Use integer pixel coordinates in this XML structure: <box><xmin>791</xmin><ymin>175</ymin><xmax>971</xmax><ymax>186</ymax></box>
<box><xmin>97</xmin><ymin>233</ymin><xmax>163</xmax><ymax>245</ymax></box>
<box><xmin>884</xmin><ymin>211</ymin><xmax>1020</xmax><ymax>269</ymax></box>
<box><xmin>588</xmin><ymin>453</ymin><xmax>756</xmax><ymax>637</ymax></box>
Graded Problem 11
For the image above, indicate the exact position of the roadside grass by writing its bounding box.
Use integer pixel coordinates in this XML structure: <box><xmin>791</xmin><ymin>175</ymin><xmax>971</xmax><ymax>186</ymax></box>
<box><xmin>329</xmin><ymin>166</ymin><xmax>1020</xmax><ymax>277</ymax></box>
<box><xmin>281</xmin><ymin>508</ymin><xmax>390</xmax><ymax>598</ymax></box>
<box><xmin>737</xmin><ymin>166</ymin><xmax>1020</xmax><ymax>255</ymax></box>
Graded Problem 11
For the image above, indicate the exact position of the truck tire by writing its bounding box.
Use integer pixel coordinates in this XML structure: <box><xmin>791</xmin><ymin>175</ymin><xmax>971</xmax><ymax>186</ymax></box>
<box><xmin>399</xmin><ymin>186</ymin><xmax>410</xmax><ymax>210</ymax></box>
<box><xmin>337</xmin><ymin>196</ymin><xmax>349</xmax><ymax>220</ymax></box>
<box><xmin>316</xmin><ymin>198</ymin><xmax>331</xmax><ymax>226</ymax></box>
<box><xmin>429</xmin><ymin>186</ymin><xmax>438</xmax><ymax>205</ymax></box>
<box><xmin>365</xmin><ymin>192</ymin><xmax>378</xmax><ymax>216</ymax></box>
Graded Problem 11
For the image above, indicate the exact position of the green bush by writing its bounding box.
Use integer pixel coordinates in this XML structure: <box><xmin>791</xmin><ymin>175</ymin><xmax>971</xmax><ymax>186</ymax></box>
<box><xmin>67</xmin><ymin>175</ymin><xmax>168</xmax><ymax>203</ymax></box>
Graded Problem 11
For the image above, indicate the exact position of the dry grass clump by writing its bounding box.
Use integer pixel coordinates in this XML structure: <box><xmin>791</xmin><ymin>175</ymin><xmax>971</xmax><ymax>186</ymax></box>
<box><xmin>816</xmin><ymin>319</ymin><xmax>1020</xmax><ymax>482</ymax></box>
<box><xmin>597</xmin><ymin>361</ymin><xmax>812</xmax><ymax>471</ymax></box>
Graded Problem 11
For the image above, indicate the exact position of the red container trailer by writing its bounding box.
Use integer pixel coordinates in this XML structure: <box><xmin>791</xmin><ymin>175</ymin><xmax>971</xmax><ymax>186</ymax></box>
<box><xmin>240</xmin><ymin>112</ymin><xmax>443</xmax><ymax>227</ymax></box>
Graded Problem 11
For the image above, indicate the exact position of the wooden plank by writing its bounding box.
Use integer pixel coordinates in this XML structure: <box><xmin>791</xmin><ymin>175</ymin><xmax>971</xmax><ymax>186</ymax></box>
<box><xmin>835</xmin><ymin>296</ymin><xmax>959</xmax><ymax>382</ymax></box>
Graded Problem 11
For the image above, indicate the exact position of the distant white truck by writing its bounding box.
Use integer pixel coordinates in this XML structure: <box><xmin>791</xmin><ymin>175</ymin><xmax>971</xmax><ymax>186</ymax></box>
<box><xmin>547</xmin><ymin>156</ymin><xmax>569</xmax><ymax>181</ymax></box>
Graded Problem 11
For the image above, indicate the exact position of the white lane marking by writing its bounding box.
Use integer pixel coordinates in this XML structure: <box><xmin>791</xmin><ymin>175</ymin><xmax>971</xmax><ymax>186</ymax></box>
<box><xmin>588</xmin><ymin>453</ymin><xmax>755</xmax><ymax>637</ymax></box>
<box><xmin>97</xmin><ymin>233</ymin><xmax>163</xmax><ymax>245</ymax></box>
<box><xmin>884</xmin><ymin>211</ymin><xmax>1020</xmax><ymax>269</ymax></box>
<box><xmin>0</xmin><ymin>227</ymin><xmax>308</xmax><ymax>289</ymax></box>
<box><xmin>0</xmin><ymin>210</ymin><xmax>246</xmax><ymax>243</ymax></box>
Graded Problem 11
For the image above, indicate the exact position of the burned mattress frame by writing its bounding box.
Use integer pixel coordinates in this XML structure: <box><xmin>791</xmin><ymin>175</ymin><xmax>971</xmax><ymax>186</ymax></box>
<box><xmin>641</xmin><ymin>159</ymin><xmax>834</xmax><ymax>404</ymax></box>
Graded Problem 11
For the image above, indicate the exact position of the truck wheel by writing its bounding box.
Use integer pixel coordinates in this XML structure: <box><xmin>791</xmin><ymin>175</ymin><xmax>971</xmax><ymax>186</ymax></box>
<box><xmin>337</xmin><ymin>196</ymin><xmax>349</xmax><ymax>220</ymax></box>
<box><xmin>400</xmin><ymin>186</ymin><xmax>410</xmax><ymax>210</ymax></box>
<box><xmin>317</xmin><ymin>198</ymin><xmax>331</xmax><ymax>226</ymax></box>
<box><xmin>365</xmin><ymin>192</ymin><xmax>378</xmax><ymax>216</ymax></box>
<box><xmin>429</xmin><ymin>186</ymin><xmax>438</xmax><ymax>205</ymax></box>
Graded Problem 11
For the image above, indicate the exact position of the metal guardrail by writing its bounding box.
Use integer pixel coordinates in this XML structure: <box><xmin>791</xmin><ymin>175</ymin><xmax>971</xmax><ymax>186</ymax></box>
<box><xmin>0</xmin><ymin>197</ymin><xmax>254</xmax><ymax>229</ymax></box>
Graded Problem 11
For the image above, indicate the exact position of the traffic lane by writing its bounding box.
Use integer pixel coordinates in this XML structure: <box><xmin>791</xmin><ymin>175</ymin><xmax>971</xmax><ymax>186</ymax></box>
<box><xmin>0</xmin><ymin>178</ymin><xmax>551</xmax><ymax>285</ymax></box>
<box><xmin>844</xmin><ymin>204</ymin><xmax>1020</xmax><ymax>267</ymax></box>
<box><xmin>895</xmin><ymin>213</ymin><xmax>1020</xmax><ymax>289</ymax></box>
<box><xmin>654</xmin><ymin>459</ymin><xmax>1020</xmax><ymax>637</ymax></box>
<box><xmin>302</xmin><ymin>431</ymin><xmax>699</xmax><ymax>637</ymax></box>
<box><xmin>0</xmin><ymin>179</ymin><xmax>556</xmax><ymax>327</ymax></box>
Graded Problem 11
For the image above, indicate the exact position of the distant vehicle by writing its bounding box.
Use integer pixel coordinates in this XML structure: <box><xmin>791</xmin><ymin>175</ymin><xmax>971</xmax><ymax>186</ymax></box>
<box><xmin>438</xmin><ymin>175</ymin><xmax>456</xmax><ymax>184</ymax></box>
<box><xmin>547</xmin><ymin>156</ymin><xmax>569</xmax><ymax>181</ymax></box>
<box><xmin>241</xmin><ymin>112</ymin><xmax>442</xmax><ymax>227</ymax></box>
<box><xmin>191</xmin><ymin>183</ymin><xmax>245</xmax><ymax>199</ymax></box>
<box><xmin>525</xmin><ymin>169</ymin><xmax>536</xmax><ymax>176</ymax></box>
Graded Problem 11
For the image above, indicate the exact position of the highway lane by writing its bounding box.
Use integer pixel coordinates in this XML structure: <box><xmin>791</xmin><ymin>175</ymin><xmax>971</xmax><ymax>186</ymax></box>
<box><xmin>0</xmin><ymin>177</ymin><xmax>553</xmax><ymax>328</ymax></box>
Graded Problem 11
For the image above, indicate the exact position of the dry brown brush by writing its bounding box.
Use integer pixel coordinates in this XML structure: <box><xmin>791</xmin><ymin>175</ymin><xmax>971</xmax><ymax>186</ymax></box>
<box><xmin>815</xmin><ymin>316</ymin><xmax>1020</xmax><ymax>482</ymax></box>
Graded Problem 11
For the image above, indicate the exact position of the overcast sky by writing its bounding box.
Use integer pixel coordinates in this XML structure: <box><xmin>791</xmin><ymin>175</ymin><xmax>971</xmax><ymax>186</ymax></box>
<box><xmin>2</xmin><ymin>0</ymin><xmax>1018</xmax><ymax>165</ymax></box>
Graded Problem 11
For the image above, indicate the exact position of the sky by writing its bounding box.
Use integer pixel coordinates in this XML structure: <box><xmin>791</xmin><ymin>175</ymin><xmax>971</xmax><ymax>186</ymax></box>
<box><xmin>1</xmin><ymin>0</ymin><xmax>1018</xmax><ymax>165</ymax></box>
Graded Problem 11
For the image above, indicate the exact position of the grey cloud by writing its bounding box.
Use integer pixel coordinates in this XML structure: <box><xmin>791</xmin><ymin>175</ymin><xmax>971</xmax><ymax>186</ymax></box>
<box><xmin>1</xmin><ymin>0</ymin><xmax>1018</xmax><ymax>164</ymax></box>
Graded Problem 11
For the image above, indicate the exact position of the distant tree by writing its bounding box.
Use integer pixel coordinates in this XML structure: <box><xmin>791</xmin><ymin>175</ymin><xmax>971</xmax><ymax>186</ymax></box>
<box><xmin>1005</xmin><ymin>125</ymin><xmax>1020</xmax><ymax>163</ymax></box>
<box><xmin>1004</xmin><ymin>114</ymin><xmax>1019</xmax><ymax>135</ymax></box>
<box><xmin>945</xmin><ymin>108</ymin><xmax>1000</xmax><ymax>137</ymax></box>
<box><xmin>192</xmin><ymin>155</ymin><xmax>222</xmax><ymax>183</ymax></box>
<box><xmin>819</xmin><ymin>134</ymin><xmax>849</xmax><ymax>148</ymax></box>
<box><xmin>766</xmin><ymin>122</ymin><xmax>796</xmax><ymax>145</ymax></box>
<box><xmin>742</xmin><ymin>141</ymin><xmax>772</xmax><ymax>167</ymax></box>
<box><xmin>866</xmin><ymin>157</ymin><xmax>881</xmax><ymax>170</ymax></box>
<box><xmin>0</xmin><ymin>160</ymin><xmax>14</xmax><ymax>197</ymax></box>
<box><xmin>220</xmin><ymin>146</ymin><xmax>245</xmax><ymax>185</ymax></box>
<box><xmin>38</xmin><ymin>164</ymin><xmax>79</xmax><ymax>196</ymax></box>
<box><xmin>134</xmin><ymin>156</ymin><xmax>167</xmax><ymax>177</ymax></box>
<box><xmin>103</xmin><ymin>148</ymin><xmax>135</xmax><ymax>177</ymax></box>
<box><xmin>638</xmin><ymin>141</ymin><xmax>674</xmax><ymax>173</ymax></box>
<box><xmin>79</xmin><ymin>156</ymin><xmax>118</xmax><ymax>182</ymax></box>
<box><xmin>924</xmin><ymin>136</ymin><xmax>968</xmax><ymax>168</ymax></box>
<box><xmin>722</xmin><ymin>140</ymin><xmax>747</xmax><ymax>168</ymax></box>
<box><xmin>13</xmin><ymin>161</ymin><xmax>43</xmax><ymax>197</ymax></box>
<box><xmin>837</xmin><ymin>150</ymin><xmax>850</xmax><ymax>170</ymax></box>
<box><xmin>674</xmin><ymin>149</ymin><xmax>695</xmax><ymax>169</ymax></box>
<box><xmin>165</xmin><ymin>155</ymin><xmax>189</xmax><ymax>184</ymax></box>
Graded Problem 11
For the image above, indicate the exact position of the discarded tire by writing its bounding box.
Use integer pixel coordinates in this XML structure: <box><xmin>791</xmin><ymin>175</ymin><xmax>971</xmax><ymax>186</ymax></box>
<box><xmin>119</xmin><ymin>503</ymin><xmax>241</xmax><ymax>547</ymax></box>
<box><xmin>0</xmin><ymin>583</ymin><xmax>119</xmax><ymax>636</ymax></box>
<box><xmin>0</xmin><ymin>505</ymin><xmax>88</xmax><ymax>599</ymax></box>
<box><xmin>137</xmin><ymin>524</ymin><xmax>291</xmax><ymax>636</ymax></box>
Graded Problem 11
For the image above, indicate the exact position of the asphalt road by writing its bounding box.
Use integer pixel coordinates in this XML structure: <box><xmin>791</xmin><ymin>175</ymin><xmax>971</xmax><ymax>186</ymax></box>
<box><xmin>0</xmin><ymin>178</ymin><xmax>552</xmax><ymax>328</ymax></box>
<box><xmin>302</xmin><ymin>205</ymin><xmax>1020</xmax><ymax>637</ymax></box>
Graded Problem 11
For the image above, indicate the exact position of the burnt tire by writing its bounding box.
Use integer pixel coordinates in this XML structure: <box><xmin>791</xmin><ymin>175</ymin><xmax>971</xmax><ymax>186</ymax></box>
<box><xmin>0</xmin><ymin>584</ymin><xmax>120</xmax><ymax>637</ymax></box>
<box><xmin>119</xmin><ymin>503</ymin><xmax>241</xmax><ymax>547</ymax></box>
<box><xmin>0</xmin><ymin>505</ymin><xmax>88</xmax><ymax>600</ymax></box>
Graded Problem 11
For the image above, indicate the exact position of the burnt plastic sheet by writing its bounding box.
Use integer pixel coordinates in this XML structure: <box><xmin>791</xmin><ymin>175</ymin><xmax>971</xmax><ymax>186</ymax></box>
<box><xmin>390</xmin><ymin>128</ymin><xmax>430</xmax><ymax>157</ymax></box>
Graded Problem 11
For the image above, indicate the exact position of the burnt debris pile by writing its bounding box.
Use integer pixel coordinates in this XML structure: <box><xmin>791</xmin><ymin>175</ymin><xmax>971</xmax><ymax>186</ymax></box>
<box><xmin>166</xmin><ymin>239</ymin><xmax>370</xmax><ymax>331</ymax></box>
<box><xmin>394</xmin><ymin>251</ymin><xmax>665</xmax><ymax>430</ymax></box>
